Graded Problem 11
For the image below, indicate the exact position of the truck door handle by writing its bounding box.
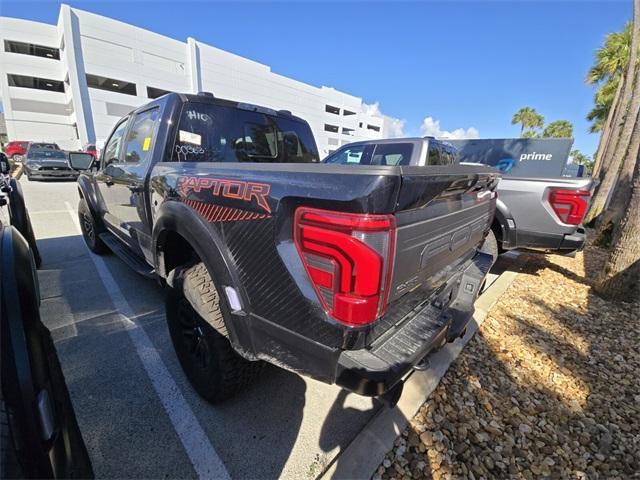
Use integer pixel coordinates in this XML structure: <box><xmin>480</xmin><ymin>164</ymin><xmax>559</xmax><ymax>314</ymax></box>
<box><xmin>105</xmin><ymin>179</ymin><xmax>114</xmax><ymax>187</ymax></box>
<box><xmin>127</xmin><ymin>184</ymin><xmax>143</xmax><ymax>193</ymax></box>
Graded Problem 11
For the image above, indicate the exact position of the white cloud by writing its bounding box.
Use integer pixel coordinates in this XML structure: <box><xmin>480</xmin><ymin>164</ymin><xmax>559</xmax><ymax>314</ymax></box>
<box><xmin>383</xmin><ymin>116</ymin><xmax>406</xmax><ymax>138</ymax></box>
<box><xmin>363</xmin><ymin>101</ymin><xmax>406</xmax><ymax>137</ymax></box>
<box><xmin>362</xmin><ymin>101</ymin><xmax>382</xmax><ymax>117</ymax></box>
<box><xmin>419</xmin><ymin>117</ymin><xmax>479</xmax><ymax>140</ymax></box>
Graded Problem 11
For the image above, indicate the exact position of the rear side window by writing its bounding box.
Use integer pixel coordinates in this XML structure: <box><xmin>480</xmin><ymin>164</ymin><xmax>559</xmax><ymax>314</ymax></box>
<box><xmin>427</xmin><ymin>143</ymin><xmax>456</xmax><ymax>166</ymax></box>
<box><xmin>123</xmin><ymin>107</ymin><xmax>159</xmax><ymax>164</ymax></box>
<box><xmin>370</xmin><ymin>143</ymin><xmax>413</xmax><ymax>166</ymax></box>
<box><xmin>323</xmin><ymin>144</ymin><xmax>375</xmax><ymax>164</ymax></box>
<box><xmin>324</xmin><ymin>143</ymin><xmax>413</xmax><ymax>166</ymax></box>
<box><xmin>172</xmin><ymin>103</ymin><xmax>320</xmax><ymax>163</ymax></box>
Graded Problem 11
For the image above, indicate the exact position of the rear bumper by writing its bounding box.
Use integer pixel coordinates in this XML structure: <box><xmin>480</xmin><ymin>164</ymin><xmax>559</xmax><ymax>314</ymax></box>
<box><xmin>515</xmin><ymin>228</ymin><xmax>586</xmax><ymax>254</ymax></box>
<box><xmin>240</xmin><ymin>251</ymin><xmax>494</xmax><ymax>397</ymax></box>
<box><xmin>335</xmin><ymin>251</ymin><xmax>493</xmax><ymax>396</ymax></box>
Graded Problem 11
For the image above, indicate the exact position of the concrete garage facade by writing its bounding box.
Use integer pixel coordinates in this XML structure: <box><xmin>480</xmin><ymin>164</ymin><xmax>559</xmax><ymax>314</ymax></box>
<box><xmin>0</xmin><ymin>4</ymin><xmax>399</xmax><ymax>155</ymax></box>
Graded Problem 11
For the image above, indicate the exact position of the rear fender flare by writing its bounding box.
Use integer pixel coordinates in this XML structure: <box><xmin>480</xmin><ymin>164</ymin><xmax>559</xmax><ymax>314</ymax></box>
<box><xmin>493</xmin><ymin>198</ymin><xmax>516</xmax><ymax>248</ymax></box>
<box><xmin>152</xmin><ymin>200</ymin><xmax>250</xmax><ymax>351</ymax></box>
<box><xmin>76</xmin><ymin>175</ymin><xmax>102</xmax><ymax>223</ymax></box>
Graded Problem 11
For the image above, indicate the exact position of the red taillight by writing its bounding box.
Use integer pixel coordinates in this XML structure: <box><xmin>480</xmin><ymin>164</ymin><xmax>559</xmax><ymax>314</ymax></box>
<box><xmin>294</xmin><ymin>207</ymin><xmax>396</xmax><ymax>327</ymax></box>
<box><xmin>548</xmin><ymin>188</ymin><xmax>591</xmax><ymax>225</ymax></box>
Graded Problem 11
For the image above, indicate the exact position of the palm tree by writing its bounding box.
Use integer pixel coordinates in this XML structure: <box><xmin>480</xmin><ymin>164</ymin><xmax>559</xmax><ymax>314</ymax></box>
<box><xmin>542</xmin><ymin>120</ymin><xmax>574</xmax><ymax>138</ymax></box>
<box><xmin>587</xmin><ymin>23</ymin><xmax>633</xmax><ymax>177</ymax></box>
<box><xmin>586</xmin><ymin>22</ymin><xmax>631</xmax><ymax>86</ymax></box>
<box><xmin>586</xmin><ymin>4</ymin><xmax>640</xmax><ymax>225</ymax></box>
<box><xmin>587</xmin><ymin>75</ymin><xmax>620</xmax><ymax>134</ymax></box>
<box><xmin>511</xmin><ymin>107</ymin><xmax>544</xmax><ymax>137</ymax></box>
<box><xmin>570</xmin><ymin>149</ymin><xmax>593</xmax><ymax>171</ymax></box>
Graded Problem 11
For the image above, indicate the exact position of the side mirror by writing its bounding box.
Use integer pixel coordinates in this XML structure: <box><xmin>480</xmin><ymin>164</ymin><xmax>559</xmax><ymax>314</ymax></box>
<box><xmin>68</xmin><ymin>152</ymin><xmax>95</xmax><ymax>171</ymax></box>
<box><xmin>0</xmin><ymin>153</ymin><xmax>10</xmax><ymax>175</ymax></box>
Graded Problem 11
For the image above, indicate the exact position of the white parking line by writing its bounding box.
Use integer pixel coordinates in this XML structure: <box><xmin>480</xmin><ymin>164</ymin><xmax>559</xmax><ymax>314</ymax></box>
<box><xmin>65</xmin><ymin>202</ymin><xmax>230</xmax><ymax>480</ymax></box>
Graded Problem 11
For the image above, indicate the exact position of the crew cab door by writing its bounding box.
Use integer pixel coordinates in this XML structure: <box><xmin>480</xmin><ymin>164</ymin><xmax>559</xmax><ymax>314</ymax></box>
<box><xmin>96</xmin><ymin>107</ymin><xmax>160</xmax><ymax>250</ymax></box>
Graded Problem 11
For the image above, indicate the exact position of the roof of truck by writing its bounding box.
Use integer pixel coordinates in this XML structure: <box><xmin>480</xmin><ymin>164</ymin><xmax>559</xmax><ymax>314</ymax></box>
<box><xmin>173</xmin><ymin>92</ymin><xmax>309</xmax><ymax>124</ymax></box>
<box><xmin>335</xmin><ymin>137</ymin><xmax>458</xmax><ymax>151</ymax></box>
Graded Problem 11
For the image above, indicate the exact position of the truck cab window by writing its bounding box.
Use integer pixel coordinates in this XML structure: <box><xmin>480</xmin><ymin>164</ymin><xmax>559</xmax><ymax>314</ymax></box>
<box><xmin>240</xmin><ymin>122</ymin><xmax>277</xmax><ymax>159</ymax></box>
<box><xmin>323</xmin><ymin>144</ymin><xmax>374</xmax><ymax>165</ymax></box>
<box><xmin>173</xmin><ymin>104</ymin><xmax>235</xmax><ymax>162</ymax></box>
<box><xmin>124</xmin><ymin>108</ymin><xmax>159</xmax><ymax>164</ymax></box>
<box><xmin>102</xmin><ymin>119</ymin><xmax>128</xmax><ymax>167</ymax></box>
<box><xmin>371</xmin><ymin>143</ymin><xmax>413</xmax><ymax>166</ymax></box>
<box><xmin>172</xmin><ymin>103</ymin><xmax>319</xmax><ymax>163</ymax></box>
<box><xmin>272</xmin><ymin>116</ymin><xmax>320</xmax><ymax>163</ymax></box>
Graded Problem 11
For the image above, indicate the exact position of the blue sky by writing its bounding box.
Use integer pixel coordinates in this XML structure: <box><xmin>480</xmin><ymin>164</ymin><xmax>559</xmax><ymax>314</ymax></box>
<box><xmin>0</xmin><ymin>0</ymin><xmax>630</xmax><ymax>156</ymax></box>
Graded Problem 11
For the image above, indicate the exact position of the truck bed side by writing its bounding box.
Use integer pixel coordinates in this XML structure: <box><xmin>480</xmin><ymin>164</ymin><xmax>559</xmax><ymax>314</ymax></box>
<box><xmin>497</xmin><ymin>176</ymin><xmax>594</xmax><ymax>252</ymax></box>
<box><xmin>150</xmin><ymin>162</ymin><xmax>498</xmax><ymax>353</ymax></box>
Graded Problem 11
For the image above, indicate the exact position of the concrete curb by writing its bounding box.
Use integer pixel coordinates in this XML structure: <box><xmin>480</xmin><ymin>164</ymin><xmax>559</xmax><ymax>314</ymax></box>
<box><xmin>320</xmin><ymin>260</ymin><xmax>523</xmax><ymax>480</ymax></box>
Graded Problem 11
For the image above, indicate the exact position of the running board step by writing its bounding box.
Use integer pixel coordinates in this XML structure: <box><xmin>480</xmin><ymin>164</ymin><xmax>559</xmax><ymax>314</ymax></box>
<box><xmin>98</xmin><ymin>232</ymin><xmax>156</xmax><ymax>278</ymax></box>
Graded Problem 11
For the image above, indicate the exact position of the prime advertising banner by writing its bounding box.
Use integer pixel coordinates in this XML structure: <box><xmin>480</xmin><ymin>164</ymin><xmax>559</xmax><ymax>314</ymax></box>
<box><xmin>447</xmin><ymin>138</ymin><xmax>573</xmax><ymax>177</ymax></box>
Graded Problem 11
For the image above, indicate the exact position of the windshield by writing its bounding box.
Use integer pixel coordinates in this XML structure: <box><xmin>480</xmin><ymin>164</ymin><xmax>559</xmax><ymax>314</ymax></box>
<box><xmin>28</xmin><ymin>143</ymin><xmax>59</xmax><ymax>151</ymax></box>
<box><xmin>28</xmin><ymin>150</ymin><xmax>67</xmax><ymax>160</ymax></box>
<box><xmin>324</xmin><ymin>142</ymin><xmax>414</xmax><ymax>166</ymax></box>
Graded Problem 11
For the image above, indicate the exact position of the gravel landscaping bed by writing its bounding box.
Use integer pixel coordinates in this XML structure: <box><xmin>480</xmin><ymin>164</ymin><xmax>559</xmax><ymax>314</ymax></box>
<box><xmin>375</xmin><ymin>243</ymin><xmax>640</xmax><ymax>480</ymax></box>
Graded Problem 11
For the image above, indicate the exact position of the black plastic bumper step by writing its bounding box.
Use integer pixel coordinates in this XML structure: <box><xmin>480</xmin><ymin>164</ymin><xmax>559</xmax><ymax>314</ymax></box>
<box><xmin>335</xmin><ymin>251</ymin><xmax>494</xmax><ymax>396</ymax></box>
<box><xmin>98</xmin><ymin>232</ymin><xmax>155</xmax><ymax>278</ymax></box>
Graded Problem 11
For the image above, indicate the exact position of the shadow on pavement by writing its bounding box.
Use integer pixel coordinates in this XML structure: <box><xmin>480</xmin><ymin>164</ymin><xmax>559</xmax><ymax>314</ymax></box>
<box><xmin>35</xmin><ymin>233</ymin><xmax>383</xmax><ymax>479</ymax></box>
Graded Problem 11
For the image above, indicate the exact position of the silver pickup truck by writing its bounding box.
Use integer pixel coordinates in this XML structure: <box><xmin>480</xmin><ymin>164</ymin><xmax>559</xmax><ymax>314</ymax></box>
<box><xmin>323</xmin><ymin>138</ymin><xmax>594</xmax><ymax>256</ymax></box>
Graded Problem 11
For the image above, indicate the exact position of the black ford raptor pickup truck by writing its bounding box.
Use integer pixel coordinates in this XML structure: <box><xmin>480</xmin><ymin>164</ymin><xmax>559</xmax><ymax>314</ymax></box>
<box><xmin>69</xmin><ymin>92</ymin><xmax>500</xmax><ymax>406</ymax></box>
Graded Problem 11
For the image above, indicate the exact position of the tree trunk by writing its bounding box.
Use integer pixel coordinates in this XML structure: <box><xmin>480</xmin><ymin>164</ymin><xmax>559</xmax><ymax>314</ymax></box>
<box><xmin>595</xmin><ymin>146</ymin><xmax>640</xmax><ymax>301</ymax></box>
<box><xmin>585</xmin><ymin>0</ymin><xmax>640</xmax><ymax>225</ymax></box>
<box><xmin>596</xmin><ymin>108</ymin><xmax>640</xmax><ymax>236</ymax></box>
<box><xmin>592</xmin><ymin>78</ymin><xmax>623</xmax><ymax>178</ymax></box>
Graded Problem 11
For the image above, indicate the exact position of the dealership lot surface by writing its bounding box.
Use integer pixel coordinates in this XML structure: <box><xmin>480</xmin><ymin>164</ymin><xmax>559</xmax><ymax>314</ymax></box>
<box><xmin>23</xmin><ymin>178</ymin><xmax>510</xmax><ymax>479</ymax></box>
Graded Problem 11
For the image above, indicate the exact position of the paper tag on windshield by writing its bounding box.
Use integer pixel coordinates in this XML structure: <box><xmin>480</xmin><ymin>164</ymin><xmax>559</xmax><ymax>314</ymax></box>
<box><xmin>179</xmin><ymin>130</ymin><xmax>201</xmax><ymax>146</ymax></box>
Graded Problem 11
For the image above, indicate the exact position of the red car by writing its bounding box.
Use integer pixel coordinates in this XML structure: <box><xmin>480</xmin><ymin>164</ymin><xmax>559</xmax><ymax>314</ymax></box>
<box><xmin>3</xmin><ymin>141</ymin><xmax>29</xmax><ymax>161</ymax></box>
<box><xmin>83</xmin><ymin>143</ymin><xmax>98</xmax><ymax>159</ymax></box>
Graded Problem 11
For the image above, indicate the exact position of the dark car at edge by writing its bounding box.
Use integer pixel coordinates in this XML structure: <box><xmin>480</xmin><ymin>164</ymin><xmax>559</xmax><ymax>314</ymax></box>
<box><xmin>24</xmin><ymin>149</ymin><xmax>78</xmax><ymax>181</ymax></box>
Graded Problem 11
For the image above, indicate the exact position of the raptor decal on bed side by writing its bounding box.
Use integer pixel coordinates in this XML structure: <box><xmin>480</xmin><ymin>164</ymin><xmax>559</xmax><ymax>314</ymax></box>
<box><xmin>182</xmin><ymin>198</ymin><xmax>270</xmax><ymax>222</ymax></box>
<box><xmin>177</xmin><ymin>175</ymin><xmax>272</xmax><ymax>214</ymax></box>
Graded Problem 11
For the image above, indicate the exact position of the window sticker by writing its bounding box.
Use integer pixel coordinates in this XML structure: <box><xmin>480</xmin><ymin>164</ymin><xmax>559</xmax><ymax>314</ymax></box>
<box><xmin>179</xmin><ymin>130</ymin><xmax>202</xmax><ymax>146</ymax></box>
<box><xmin>142</xmin><ymin>137</ymin><xmax>152</xmax><ymax>151</ymax></box>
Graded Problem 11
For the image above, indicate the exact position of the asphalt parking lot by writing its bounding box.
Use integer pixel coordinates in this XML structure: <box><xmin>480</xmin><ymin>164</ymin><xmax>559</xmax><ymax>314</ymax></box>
<box><xmin>22</xmin><ymin>177</ymin><xmax>512</xmax><ymax>479</ymax></box>
<box><xmin>23</xmin><ymin>177</ymin><xmax>388</xmax><ymax>479</ymax></box>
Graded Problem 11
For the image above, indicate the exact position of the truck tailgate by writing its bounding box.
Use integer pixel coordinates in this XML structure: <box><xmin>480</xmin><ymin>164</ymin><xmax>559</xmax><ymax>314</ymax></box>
<box><xmin>389</xmin><ymin>165</ymin><xmax>499</xmax><ymax>302</ymax></box>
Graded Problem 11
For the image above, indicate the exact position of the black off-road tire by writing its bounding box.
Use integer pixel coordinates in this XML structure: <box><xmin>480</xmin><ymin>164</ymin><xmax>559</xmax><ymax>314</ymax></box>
<box><xmin>78</xmin><ymin>198</ymin><xmax>108</xmax><ymax>254</ymax></box>
<box><xmin>7</xmin><ymin>179</ymin><xmax>41</xmax><ymax>268</ymax></box>
<box><xmin>167</xmin><ymin>262</ymin><xmax>261</xmax><ymax>403</ymax></box>
<box><xmin>0</xmin><ymin>401</ymin><xmax>23</xmax><ymax>479</ymax></box>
